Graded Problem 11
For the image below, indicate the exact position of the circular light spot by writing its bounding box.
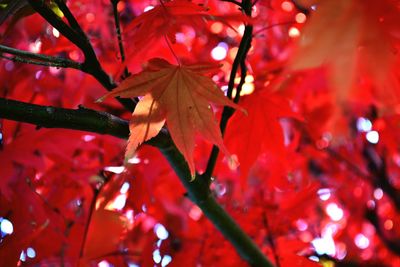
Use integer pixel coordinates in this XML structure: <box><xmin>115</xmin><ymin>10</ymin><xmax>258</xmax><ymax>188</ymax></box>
<box><xmin>356</xmin><ymin>117</ymin><xmax>372</xmax><ymax>132</ymax></box>
<box><xmin>210</xmin><ymin>22</ymin><xmax>224</xmax><ymax>34</ymax></box>
<box><xmin>86</xmin><ymin>13</ymin><xmax>95</xmax><ymax>23</ymax></box>
<box><xmin>295</xmin><ymin>13</ymin><xmax>307</xmax><ymax>23</ymax></box>
<box><xmin>161</xmin><ymin>255</ymin><xmax>172</xmax><ymax>267</ymax></box>
<box><xmin>153</xmin><ymin>249</ymin><xmax>162</xmax><ymax>264</ymax></box>
<box><xmin>373</xmin><ymin>188</ymin><xmax>383</xmax><ymax>200</ymax></box>
<box><xmin>211</xmin><ymin>45</ymin><xmax>227</xmax><ymax>60</ymax></box>
<box><xmin>317</xmin><ymin>188</ymin><xmax>331</xmax><ymax>201</ymax></box>
<box><xmin>189</xmin><ymin>206</ymin><xmax>203</xmax><ymax>221</ymax></box>
<box><xmin>241</xmin><ymin>83</ymin><xmax>255</xmax><ymax>95</ymax></box>
<box><xmin>325</xmin><ymin>203</ymin><xmax>344</xmax><ymax>221</ymax></box>
<box><xmin>288</xmin><ymin>27</ymin><xmax>300</xmax><ymax>38</ymax></box>
<box><xmin>366</xmin><ymin>131</ymin><xmax>379</xmax><ymax>144</ymax></box>
<box><xmin>354</xmin><ymin>233</ymin><xmax>369</xmax><ymax>249</ymax></box>
<box><xmin>245</xmin><ymin>75</ymin><xmax>254</xmax><ymax>83</ymax></box>
<box><xmin>98</xmin><ymin>260</ymin><xmax>111</xmax><ymax>267</ymax></box>
<box><xmin>0</xmin><ymin>218</ymin><xmax>14</xmax><ymax>235</ymax></box>
<box><xmin>154</xmin><ymin>223</ymin><xmax>169</xmax><ymax>240</ymax></box>
<box><xmin>26</xmin><ymin>247</ymin><xmax>36</xmax><ymax>259</ymax></box>
<box><xmin>384</xmin><ymin>219</ymin><xmax>393</xmax><ymax>230</ymax></box>
<box><xmin>281</xmin><ymin>1</ymin><xmax>294</xmax><ymax>12</ymax></box>
<box><xmin>296</xmin><ymin>219</ymin><xmax>308</xmax><ymax>231</ymax></box>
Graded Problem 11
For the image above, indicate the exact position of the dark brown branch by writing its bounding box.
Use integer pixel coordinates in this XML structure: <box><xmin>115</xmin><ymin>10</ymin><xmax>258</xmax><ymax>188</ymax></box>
<box><xmin>54</xmin><ymin>0</ymin><xmax>86</xmax><ymax>36</ymax></box>
<box><xmin>0</xmin><ymin>97</ymin><xmax>130</xmax><ymax>139</ymax></box>
<box><xmin>26</xmin><ymin>0</ymin><xmax>135</xmax><ymax>112</ymax></box>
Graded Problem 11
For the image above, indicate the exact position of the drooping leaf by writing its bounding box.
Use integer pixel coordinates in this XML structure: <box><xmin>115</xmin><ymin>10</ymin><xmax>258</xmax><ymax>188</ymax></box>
<box><xmin>99</xmin><ymin>58</ymin><xmax>242</xmax><ymax>176</ymax></box>
<box><xmin>82</xmin><ymin>209</ymin><xmax>129</xmax><ymax>260</ymax></box>
<box><xmin>225</xmin><ymin>89</ymin><xmax>300</xmax><ymax>182</ymax></box>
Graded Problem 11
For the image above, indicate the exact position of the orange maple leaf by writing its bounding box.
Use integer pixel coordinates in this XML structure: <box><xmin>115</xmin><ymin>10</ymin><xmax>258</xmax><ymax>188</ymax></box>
<box><xmin>99</xmin><ymin>58</ymin><xmax>242</xmax><ymax>177</ymax></box>
<box><xmin>82</xmin><ymin>209</ymin><xmax>129</xmax><ymax>260</ymax></box>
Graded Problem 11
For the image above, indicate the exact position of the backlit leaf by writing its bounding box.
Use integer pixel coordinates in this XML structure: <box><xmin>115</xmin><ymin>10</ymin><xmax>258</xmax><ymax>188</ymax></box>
<box><xmin>99</xmin><ymin>58</ymin><xmax>242</xmax><ymax>176</ymax></box>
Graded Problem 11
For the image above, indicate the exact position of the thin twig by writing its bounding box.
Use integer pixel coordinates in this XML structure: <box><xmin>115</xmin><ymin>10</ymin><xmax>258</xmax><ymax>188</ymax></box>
<box><xmin>220</xmin><ymin>0</ymin><xmax>242</xmax><ymax>6</ymax></box>
<box><xmin>26</xmin><ymin>0</ymin><xmax>136</xmax><ymax>112</ymax></box>
<box><xmin>262</xmin><ymin>210</ymin><xmax>281</xmax><ymax>267</ymax></box>
<box><xmin>0</xmin><ymin>44</ymin><xmax>83</xmax><ymax>70</ymax></box>
<box><xmin>253</xmin><ymin>21</ymin><xmax>296</xmax><ymax>37</ymax></box>
<box><xmin>111</xmin><ymin>0</ymin><xmax>129</xmax><ymax>79</ymax></box>
<box><xmin>291</xmin><ymin>0</ymin><xmax>310</xmax><ymax>15</ymax></box>
<box><xmin>0</xmin><ymin>54</ymin><xmax>79</xmax><ymax>69</ymax></box>
<box><xmin>27</xmin><ymin>0</ymin><xmax>89</xmax><ymax>53</ymax></box>
<box><xmin>366</xmin><ymin>205</ymin><xmax>400</xmax><ymax>256</ymax></box>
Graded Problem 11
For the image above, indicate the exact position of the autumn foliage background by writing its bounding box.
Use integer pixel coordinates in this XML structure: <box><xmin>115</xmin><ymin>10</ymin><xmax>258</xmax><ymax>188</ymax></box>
<box><xmin>1</xmin><ymin>0</ymin><xmax>400</xmax><ymax>266</ymax></box>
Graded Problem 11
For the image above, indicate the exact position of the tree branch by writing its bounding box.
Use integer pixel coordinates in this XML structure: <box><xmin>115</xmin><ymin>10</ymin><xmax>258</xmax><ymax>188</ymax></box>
<box><xmin>203</xmin><ymin>0</ymin><xmax>253</xmax><ymax>182</ymax></box>
<box><xmin>4</xmin><ymin>2</ymin><xmax>273</xmax><ymax>265</ymax></box>
<box><xmin>366</xmin><ymin>206</ymin><xmax>400</xmax><ymax>256</ymax></box>
<box><xmin>54</xmin><ymin>0</ymin><xmax>86</xmax><ymax>37</ymax></box>
<box><xmin>362</xmin><ymin>145</ymin><xmax>400</xmax><ymax>211</ymax></box>
<box><xmin>0</xmin><ymin>98</ymin><xmax>129</xmax><ymax>139</ymax></box>
<box><xmin>26</xmin><ymin>0</ymin><xmax>136</xmax><ymax>112</ymax></box>
<box><xmin>0</xmin><ymin>97</ymin><xmax>274</xmax><ymax>267</ymax></box>
<box><xmin>0</xmin><ymin>44</ymin><xmax>83</xmax><ymax>69</ymax></box>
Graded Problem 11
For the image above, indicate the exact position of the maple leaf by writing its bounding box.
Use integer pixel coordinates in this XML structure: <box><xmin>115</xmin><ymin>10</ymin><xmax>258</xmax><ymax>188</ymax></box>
<box><xmin>289</xmin><ymin>0</ymin><xmax>400</xmax><ymax>109</ymax></box>
<box><xmin>99</xmin><ymin>58</ymin><xmax>242</xmax><ymax>176</ymax></box>
<box><xmin>225</xmin><ymin>89</ymin><xmax>300</xmax><ymax>182</ymax></box>
<box><xmin>82</xmin><ymin>209</ymin><xmax>129</xmax><ymax>260</ymax></box>
<box><xmin>124</xmin><ymin>0</ymin><xmax>248</xmax><ymax>57</ymax></box>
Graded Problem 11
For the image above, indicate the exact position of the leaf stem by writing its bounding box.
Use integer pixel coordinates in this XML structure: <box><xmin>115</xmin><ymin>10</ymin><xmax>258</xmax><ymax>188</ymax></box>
<box><xmin>253</xmin><ymin>21</ymin><xmax>296</xmax><ymax>37</ymax></box>
<box><xmin>164</xmin><ymin>35</ymin><xmax>181</xmax><ymax>66</ymax></box>
<box><xmin>78</xmin><ymin>173</ymin><xmax>111</xmax><ymax>261</ymax></box>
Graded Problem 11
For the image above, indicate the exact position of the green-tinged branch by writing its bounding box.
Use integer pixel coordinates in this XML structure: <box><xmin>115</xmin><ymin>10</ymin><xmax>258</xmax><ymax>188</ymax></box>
<box><xmin>0</xmin><ymin>44</ymin><xmax>82</xmax><ymax>70</ymax></box>
<box><xmin>0</xmin><ymin>97</ymin><xmax>274</xmax><ymax>267</ymax></box>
